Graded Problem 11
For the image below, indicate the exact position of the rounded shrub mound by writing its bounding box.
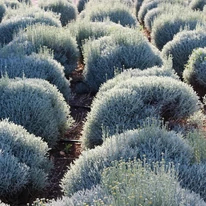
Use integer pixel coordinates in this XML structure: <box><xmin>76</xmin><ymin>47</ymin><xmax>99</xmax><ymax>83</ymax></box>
<box><xmin>33</xmin><ymin>185</ymin><xmax>112</xmax><ymax>206</ymax></box>
<box><xmin>0</xmin><ymin>53</ymin><xmax>71</xmax><ymax>101</ymax></box>
<box><xmin>138</xmin><ymin>0</ymin><xmax>159</xmax><ymax>23</ymax></box>
<box><xmin>82</xmin><ymin>1</ymin><xmax>137</xmax><ymax>27</ymax></box>
<box><xmin>37</xmin><ymin>158</ymin><xmax>206</xmax><ymax>206</ymax></box>
<box><xmin>9</xmin><ymin>24</ymin><xmax>79</xmax><ymax>76</ymax></box>
<box><xmin>0</xmin><ymin>12</ymin><xmax>61</xmax><ymax>46</ymax></box>
<box><xmin>81</xmin><ymin>28</ymin><xmax>162</xmax><ymax>92</ymax></box>
<box><xmin>2</xmin><ymin>5</ymin><xmax>60</xmax><ymax>23</ymax></box>
<box><xmin>144</xmin><ymin>3</ymin><xmax>187</xmax><ymax>32</ymax></box>
<box><xmin>190</xmin><ymin>0</ymin><xmax>206</xmax><ymax>10</ymax></box>
<box><xmin>68</xmin><ymin>20</ymin><xmax>123</xmax><ymax>48</ymax></box>
<box><xmin>0</xmin><ymin>119</ymin><xmax>51</xmax><ymax>201</ymax></box>
<box><xmin>100</xmin><ymin>159</ymin><xmax>206</xmax><ymax>206</ymax></box>
<box><xmin>143</xmin><ymin>7</ymin><xmax>162</xmax><ymax>31</ymax></box>
<box><xmin>39</xmin><ymin>0</ymin><xmax>77</xmax><ymax>26</ymax></box>
<box><xmin>162</xmin><ymin>28</ymin><xmax>206</xmax><ymax>77</ymax></box>
<box><xmin>62</xmin><ymin>120</ymin><xmax>193</xmax><ymax>195</ymax></box>
<box><xmin>151</xmin><ymin>9</ymin><xmax>204</xmax><ymax>50</ymax></box>
<box><xmin>98</xmin><ymin>60</ymin><xmax>179</xmax><ymax>94</ymax></box>
<box><xmin>183</xmin><ymin>47</ymin><xmax>206</xmax><ymax>97</ymax></box>
<box><xmin>81</xmin><ymin>76</ymin><xmax>200</xmax><ymax>149</ymax></box>
<box><xmin>0</xmin><ymin>77</ymin><xmax>74</xmax><ymax>147</ymax></box>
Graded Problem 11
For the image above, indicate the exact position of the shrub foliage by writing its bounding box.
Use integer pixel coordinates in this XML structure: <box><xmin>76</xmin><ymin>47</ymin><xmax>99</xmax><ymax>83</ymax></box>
<box><xmin>0</xmin><ymin>77</ymin><xmax>73</xmax><ymax>147</ymax></box>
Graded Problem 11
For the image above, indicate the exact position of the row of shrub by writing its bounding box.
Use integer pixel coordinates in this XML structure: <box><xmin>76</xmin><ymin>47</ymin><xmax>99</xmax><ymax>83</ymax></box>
<box><xmin>135</xmin><ymin>0</ymin><xmax>206</xmax><ymax>98</ymax></box>
<box><xmin>0</xmin><ymin>0</ymin><xmax>76</xmax><ymax>203</ymax></box>
<box><xmin>1</xmin><ymin>0</ymin><xmax>206</xmax><ymax>205</ymax></box>
<box><xmin>52</xmin><ymin>0</ymin><xmax>206</xmax><ymax>205</ymax></box>
<box><xmin>35</xmin><ymin>119</ymin><xmax>206</xmax><ymax>205</ymax></box>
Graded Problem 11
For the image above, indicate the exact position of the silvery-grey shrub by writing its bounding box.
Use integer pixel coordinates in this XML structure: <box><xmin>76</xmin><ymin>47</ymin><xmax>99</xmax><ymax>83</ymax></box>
<box><xmin>4</xmin><ymin>24</ymin><xmax>79</xmax><ymax>76</ymax></box>
<box><xmin>183</xmin><ymin>47</ymin><xmax>206</xmax><ymax>97</ymax></box>
<box><xmin>144</xmin><ymin>3</ymin><xmax>187</xmax><ymax>32</ymax></box>
<box><xmin>82</xmin><ymin>1</ymin><xmax>137</xmax><ymax>27</ymax></box>
<box><xmin>0</xmin><ymin>2</ymin><xmax>6</xmax><ymax>23</ymax></box>
<box><xmin>67</xmin><ymin>20</ymin><xmax>123</xmax><ymax>48</ymax></box>
<box><xmin>190</xmin><ymin>0</ymin><xmax>206</xmax><ymax>10</ymax></box>
<box><xmin>33</xmin><ymin>185</ymin><xmax>112</xmax><ymax>206</ymax></box>
<box><xmin>62</xmin><ymin>120</ymin><xmax>193</xmax><ymax>195</ymax></box>
<box><xmin>2</xmin><ymin>4</ymin><xmax>60</xmax><ymax>21</ymax></box>
<box><xmin>185</xmin><ymin>130</ymin><xmax>206</xmax><ymax>163</ymax></box>
<box><xmin>139</xmin><ymin>0</ymin><xmax>188</xmax><ymax>24</ymax></box>
<box><xmin>0</xmin><ymin>53</ymin><xmax>71</xmax><ymax>101</ymax></box>
<box><xmin>162</xmin><ymin>28</ymin><xmax>206</xmax><ymax>77</ymax></box>
<box><xmin>179</xmin><ymin>163</ymin><xmax>206</xmax><ymax>201</ymax></box>
<box><xmin>0</xmin><ymin>13</ymin><xmax>61</xmax><ymax>45</ymax></box>
<box><xmin>81</xmin><ymin>28</ymin><xmax>162</xmax><ymax>92</ymax></box>
<box><xmin>37</xmin><ymin>158</ymin><xmax>206</xmax><ymax>206</ymax></box>
<box><xmin>0</xmin><ymin>119</ymin><xmax>51</xmax><ymax>199</ymax></box>
<box><xmin>138</xmin><ymin>0</ymin><xmax>159</xmax><ymax>23</ymax></box>
<box><xmin>39</xmin><ymin>0</ymin><xmax>77</xmax><ymax>26</ymax></box>
<box><xmin>151</xmin><ymin>9</ymin><xmax>204</xmax><ymax>50</ymax></box>
<box><xmin>100</xmin><ymin>159</ymin><xmax>205</xmax><ymax>206</ymax></box>
<box><xmin>0</xmin><ymin>77</ymin><xmax>74</xmax><ymax>147</ymax></box>
<box><xmin>81</xmin><ymin>76</ymin><xmax>200</xmax><ymax>148</ymax></box>
<box><xmin>0</xmin><ymin>149</ymin><xmax>29</xmax><ymax>199</ymax></box>
<box><xmin>98</xmin><ymin>58</ymin><xmax>179</xmax><ymax>94</ymax></box>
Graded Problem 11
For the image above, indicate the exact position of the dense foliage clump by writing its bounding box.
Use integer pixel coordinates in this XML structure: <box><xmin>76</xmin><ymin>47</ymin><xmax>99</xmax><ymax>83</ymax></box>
<box><xmin>81</xmin><ymin>28</ymin><xmax>162</xmax><ymax>92</ymax></box>
<box><xmin>151</xmin><ymin>9</ymin><xmax>204</xmax><ymax>50</ymax></box>
<box><xmin>62</xmin><ymin>120</ymin><xmax>194</xmax><ymax>195</ymax></box>
<box><xmin>81</xmin><ymin>0</ymin><xmax>137</xmax><ymax>27</ymax></box>
<box><xmin>0</xmin><ymin>120</ymin><xmax>51</xmax><ymax>201</ymax></box>
<box><xmin>39</xmin><ymin>0</ymin><xmax>77</xmax><ymax>26</ymax></box>
<box><xmin>0</xmin><ymin>77</ymin><xmax>73</xmax><ymax>147</ymax></box>
<box><xmin>81</xmin><ymin>75</ymin><xmax>200</xmax><ymax>148</ymax></box>
<box><xmin>162</xmin><ymin>28</ymin><xmax>206</xmax><ymax>77</ymax></box>
<box><xmin>0</xmin><ymin>52</ymin><xmax>71</xmax><ymax>101</ymax></box>
<box><xmin>1</xmin><ymin>24</ymin><xmax>79</xmax><ymax>76</ymax></box>
<box><xmin>183</xmin><ymin>47</ymin><xmax>206</xmax><ymax>97</ymax></box>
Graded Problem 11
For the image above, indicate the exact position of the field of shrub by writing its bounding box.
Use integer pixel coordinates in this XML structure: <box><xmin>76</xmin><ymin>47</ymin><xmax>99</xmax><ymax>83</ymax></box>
<box><xmin>1</xmin><ymin>0</ymin><xmax>206</xmax><ymax>205</ymax></box>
